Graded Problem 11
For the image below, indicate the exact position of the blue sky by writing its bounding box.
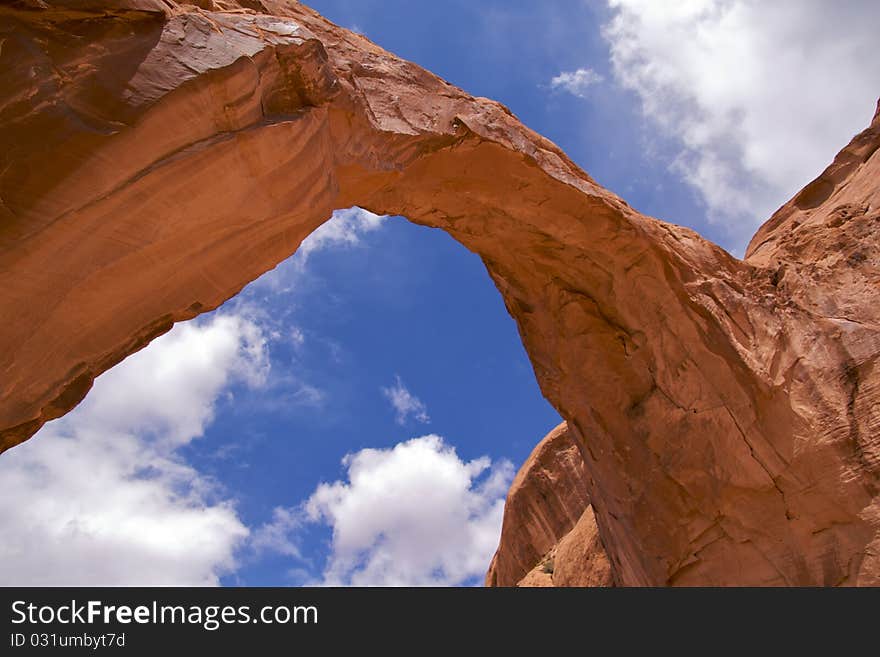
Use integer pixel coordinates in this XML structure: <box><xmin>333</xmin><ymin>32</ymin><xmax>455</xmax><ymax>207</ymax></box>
<box><xmin>1</xmin><ymin>1</ymin><xmax>878</xmax><ymax>586</ymax></box>
<box><xmin>194</xmin><ymin>212</ymin><xmax>556</xmax><ymax>585</ymax></box>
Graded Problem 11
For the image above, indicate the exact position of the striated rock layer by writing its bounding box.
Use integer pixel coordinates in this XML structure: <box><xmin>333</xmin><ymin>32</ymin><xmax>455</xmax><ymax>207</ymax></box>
<box><xmin>511</xmin><ymin>505</ymin><xmax>613</xmax><ymax>588</ymax></box>
<box><xmin>1</xmin><ymin>1</ymin><xmax>879</xmax><ymax>586</ymax></box>
<box><xmin>486</xmin><ymin>421</ymin><xmax>612</xmax><ymax>587</ymax></box>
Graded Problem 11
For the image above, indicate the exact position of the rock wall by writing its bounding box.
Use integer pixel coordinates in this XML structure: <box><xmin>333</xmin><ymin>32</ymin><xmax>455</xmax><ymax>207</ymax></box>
<box><xmin>1</xmin><ymin>1</ymin><xmax>878</xmax><ymax>585</ymax></box>
<box><xmin>485</xmin><ymin>422</ymin><xmax>613</xmax><ymax>588</ymax></box>
<box><xmin>485</xmin><ymin>422</ymin><xmax>597</xmax><ymax>587</ymax></box>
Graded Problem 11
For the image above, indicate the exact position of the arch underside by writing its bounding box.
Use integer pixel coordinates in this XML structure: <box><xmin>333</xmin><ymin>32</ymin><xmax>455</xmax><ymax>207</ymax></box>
<box><xmin>1</xmin><ymin>1</ymin><xmax>879</xmax><ymax>586</ymax></box>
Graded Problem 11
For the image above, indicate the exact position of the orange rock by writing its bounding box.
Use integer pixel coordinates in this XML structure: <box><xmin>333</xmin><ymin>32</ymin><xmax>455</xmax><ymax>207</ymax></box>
<box><xmin>487</xmin><ymin>422</ymin><xmax>614</xmax><ymax>588</ymax></box>
<box><xmin>486</xmin><ymin>422</ymin><xmax>594</xmax><ymax>587</ymax></box>
<box><xmin>516</xmin><ymin>564</ymin><xmax>555</xmax><ymax>588</ymax></box>
<box><xmin>1</xmin><ymin>1</ymin><xmax>879</xmax><ymax>585</ymax></box>
<box><xmin>552</xmin><ymin>506</ymin><xmax>614</xmax><ymax>587</ymax></box>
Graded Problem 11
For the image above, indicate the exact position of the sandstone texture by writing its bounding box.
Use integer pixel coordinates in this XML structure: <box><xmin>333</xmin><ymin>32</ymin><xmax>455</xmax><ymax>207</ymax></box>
<box><xmin>552</xmin><ymin>506</ymin><xmax>614</xmax><ymax>587</ymax></box>
<box><xmin>511</xmin><ymin>509</ymin><xmax>613</xmax><ymax>588</ymax></box>
<box><xmin>1</xmin><ymin>1</ymin><xmax>879</xmax><ymax>586</ymax></box>
<box><xmin>516</xmin><ymin>562</ymin><xmax>554</xmax><ymax>588</ymax></box>
<box><xmin>486</xmin><ymin>422</ymin><xmax>611</xmax><ymax>587</ymax></box>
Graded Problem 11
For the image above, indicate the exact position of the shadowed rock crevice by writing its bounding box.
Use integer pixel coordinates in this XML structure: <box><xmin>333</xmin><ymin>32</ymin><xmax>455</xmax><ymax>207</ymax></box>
<box><xmin>1</xmin><ymin>1</ymin><xmax>879</xmax><ymax>586</ymax></box>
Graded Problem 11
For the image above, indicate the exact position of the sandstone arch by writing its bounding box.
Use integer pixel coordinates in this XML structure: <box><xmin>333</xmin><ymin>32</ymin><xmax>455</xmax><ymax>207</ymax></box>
<box><xmin>1</xmin><ymin>1</ymin><xmax>878</xmax><ymax>586</ymax></box>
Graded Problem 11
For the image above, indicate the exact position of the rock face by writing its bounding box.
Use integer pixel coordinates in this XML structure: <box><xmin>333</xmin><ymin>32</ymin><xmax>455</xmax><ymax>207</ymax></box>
<box><xmin>1</xmin><ymin>1</ymin><xmax>879</xmax><ymax>586</ymax></box>
<box><xmin>512</xmin><ymin>504</ymin><xmax>614</xmax><ymax>588</ymax></box>
<box><xmin>552</xmin><ymin>506</ymin><xmax>614</xmax><ymax>587</ymax></box>
<box><xmin>485</xmin><ymin>422</ymin><xmax>614</xmax><ymax>588</ymax></box>
<box><xmin>486</xmin><ymin>422</ymin><xmax>595</xmax><ymax>586</ymax></box>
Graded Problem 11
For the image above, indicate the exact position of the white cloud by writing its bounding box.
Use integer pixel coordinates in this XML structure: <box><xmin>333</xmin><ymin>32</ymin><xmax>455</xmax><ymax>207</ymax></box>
<box><xmin>301</xmin><ymin>435</ymin><xmax>514</xmax><ymax>586</ymax></box>
<box><xmin>71</xmin><ymin>314</ymin><xmax>269</xmax><ymax>448</ymax></box>
<box><xmin>297</xmin><ymin>207</ymin><xmax>386</xmax><ymax>263</ymax></box>
<box><xmin>251</xmin><ymin>506</ymin><xmax>303</xmax><ymax>558</ymax></box>
<box><xmin>550</xmin><ymin>67</ymin><xmax>604</xmax><ymax>97</ymax></box>
<box><xmin>251</xmin><ymin>207</ymin><xmax>386</xmax><ymax>295</ymax></box>
<box><xmin>0</xmin><ymin>313</ymin><xmax>267</xmax><ymax>585</ymax></box>
<box><xmin>289</xmin><ymin>325</ymin><xmax>305</xmax><ymax>348</ymax></box>
<box><xmin>381</xmin><ymin>375</ymin><xmax>430</xmax><ymax>425</ymax></box>
<box><xmin>603</xmin><ymin>0</ymin><xmax>880</xmax><ymax>247</ymax></box>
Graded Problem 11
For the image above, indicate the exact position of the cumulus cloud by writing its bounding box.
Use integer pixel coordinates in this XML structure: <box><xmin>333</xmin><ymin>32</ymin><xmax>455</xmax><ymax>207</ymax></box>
<box><xmin>0</xmin><ymin>314</ymin><xmax>267</xmax><ymax>585</ymax></box>
<box><xmin>603</xmin><ymin>0</ymin><xmax>880</xmax><ymax>246</ymax></box>
<box><xmin>71</xmin><ymin>315</ymin><xmax>269</xmax><ymax>448</ymax></box>
<box><xmin>299</xmin><ymin>435</ymin><xmax>513</xmax><ymax>586</ymax></box>
<box><xmin>381</xmin><ymin>375</ymin><xmax>430</xmax><ymax>425</ymax></box>
<box><xmin>550</xmin><ymin>67</ymin><xmax>604</xmax><ymax>97</ymax></box>
<box><xmin>0</xmin><ymin>203</ymin><xmax>389</xmax><ymax>585</ymax></box>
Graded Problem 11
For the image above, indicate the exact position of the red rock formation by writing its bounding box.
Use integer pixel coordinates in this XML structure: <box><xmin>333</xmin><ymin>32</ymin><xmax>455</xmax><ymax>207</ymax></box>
<box><xmin>486</xmin><ymin>422</ymin><xmax>594</xmax><ymax>586</ymax></box>
<box><xmin>552</xmin><ymin>506</ymin><xmax>614</xmax><ymax>587</ymax></box>
<box><xmin>516</xmin><ymin>562</ymin><xmax>554</xmax><ymax>587</ymax></box>
<box><xmin>485</xmin><ymin>422</ymin><xmax>614</xmax><ymax>588</ymax></box>
<box><xmin>1</xmin><ymin>1</ymin><xmax>878</xmax><ymax>586</ymax></box>
<box><xmin>512</xmin><ymin>505</ymin><xmax>614</xmax><ymax>588</ymax></box>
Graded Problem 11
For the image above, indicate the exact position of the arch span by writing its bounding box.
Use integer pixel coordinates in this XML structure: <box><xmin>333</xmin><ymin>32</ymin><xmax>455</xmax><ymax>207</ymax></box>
<box><xmin>1</xmin><ymin>1</ymin><xmax>879</xmax><ymax>586</ymax></box>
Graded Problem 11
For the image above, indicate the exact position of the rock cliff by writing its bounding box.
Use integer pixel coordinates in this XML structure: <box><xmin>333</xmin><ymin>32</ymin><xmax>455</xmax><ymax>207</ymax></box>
<box><xmin>484</xmin><ymin>422</ymin><xmax>613</xmax><ymax>587</ymax></box>
<box><xmin>1</xmin><ymin>1</ymin><xmax>878</xmax><ymax>585</ymax></box>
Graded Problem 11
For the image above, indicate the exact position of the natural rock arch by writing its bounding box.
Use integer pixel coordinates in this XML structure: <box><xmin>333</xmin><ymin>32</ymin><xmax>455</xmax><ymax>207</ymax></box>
<box><xmin>1</xmin><ymin>1</ymin><xmax>878</xmax><ymax>586</ymax></box>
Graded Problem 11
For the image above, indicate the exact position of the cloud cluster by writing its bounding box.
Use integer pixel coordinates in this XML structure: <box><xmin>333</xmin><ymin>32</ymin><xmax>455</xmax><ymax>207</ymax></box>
<box><xmin>0</xmin><ymin>205</ymin><xmax>512</xmax><ymax>587</ymax></box>
<box><xmin>550</xmin><ymin>67</ymin><xmax>604</xmax><ymax>98</ymax></box>
<box><xmin>0</xmin><ymin>201</ymin><xmax>483</xmax><ymax>587</ymax></box>
<box><xmin>381</xmin><ymin>375</ymin><xmax>431</xmax><ymax>425</ymax></box>
<box><xmin>302</xmin><ymin>435</ymin><xmax>513</xmax><ymax>586</ymax></box>
<box><xmin>0</xmin><ymin>314</ymin><xmax>267</xmax><ymax>585</ymax></box>
<box><xmin>603</xmin><ymin>0</ymin><xmax>880</xmax><ymax>246</ymax></box>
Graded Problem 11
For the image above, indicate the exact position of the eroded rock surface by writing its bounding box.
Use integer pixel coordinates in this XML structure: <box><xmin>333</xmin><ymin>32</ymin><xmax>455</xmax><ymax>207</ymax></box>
<box><xmin>1</xmin><ymin>1</ymin><xmax>879</xmax><ymax>586</ymax></box>
<box><xmin>486</xmin><ymin>422</ymin><xmax>596</xmax><ymax>587</ymax></box>
<box><xmin>486</xmin><ymin>422</ymin><xmax>614</xmax><ymax>588</ymax></box>
<box><xmin>552</xmin><ymin>506</ymin><xmax>614</xmax><ymax>587</ymax></box>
